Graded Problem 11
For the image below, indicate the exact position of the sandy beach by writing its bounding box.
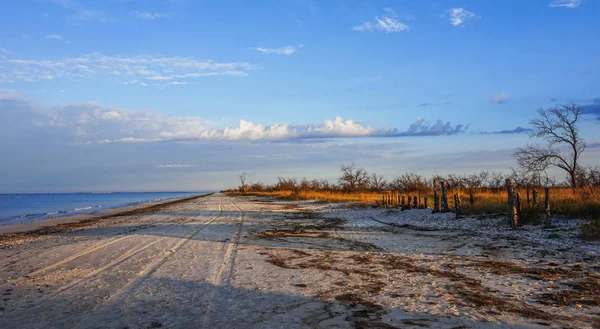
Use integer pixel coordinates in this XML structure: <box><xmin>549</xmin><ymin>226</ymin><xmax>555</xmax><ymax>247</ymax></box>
<box><xmin>0</xmin><ymin>193</ymin><xmax>598</xmax><ymax>329</ymax></box>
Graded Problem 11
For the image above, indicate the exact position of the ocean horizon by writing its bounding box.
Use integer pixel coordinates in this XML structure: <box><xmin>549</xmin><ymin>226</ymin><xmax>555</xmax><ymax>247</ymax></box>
<box><xmin>0</xmin><ymin>192</ymin><xmax>210</xmax><ymax>227</ymax></box>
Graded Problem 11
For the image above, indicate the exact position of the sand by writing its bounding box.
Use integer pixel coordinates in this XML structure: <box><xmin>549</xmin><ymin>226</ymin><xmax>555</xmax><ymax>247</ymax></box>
<box><xmin>0</xmin><ymin>193</ymin><xmax>598</xmax><ymax>328</ymax></box>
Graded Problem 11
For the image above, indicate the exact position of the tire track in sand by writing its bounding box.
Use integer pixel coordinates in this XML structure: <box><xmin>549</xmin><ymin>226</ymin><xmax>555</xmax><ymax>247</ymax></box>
<box><xmin>1</xmin><ymin>209</ymin><xmax>211</xmax><ymax>287</ymax></box>
<box><xmin>75</xmin><ymin>197</ymin><xmax>225</xmax><ymax>325</ymax></box>
<box><xmin>201</xmin><ymin>199</ymin><xmax>245</xmax><ymax>329</ymax></box>
<box><xmin>47</xmin><ymin>206</ymin><xmax>224</xmax><ymax>298</ymax></box>
<box><xmin>0</xmin><ymin>235</ymin><xmax>132</xmax><ymax>287</ymax></box>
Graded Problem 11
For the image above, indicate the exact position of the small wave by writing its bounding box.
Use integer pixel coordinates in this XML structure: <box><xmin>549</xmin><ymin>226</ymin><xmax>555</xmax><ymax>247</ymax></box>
<box><xmin>1</xmin><ymin>193</ymin><xmax>201</xmax><ymax>227</ymax></box>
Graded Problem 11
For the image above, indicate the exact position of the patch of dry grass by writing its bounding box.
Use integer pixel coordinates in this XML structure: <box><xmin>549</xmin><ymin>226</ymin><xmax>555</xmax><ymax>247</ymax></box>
<box><xmin>231</xmin><ymin>188</ymin><xmax>600</xmax><ymax>239</ymax></box>
<box><xmin>233</xmin><ymin>188</ymin><xmax>600</xmax><ymax>217</ymax></box>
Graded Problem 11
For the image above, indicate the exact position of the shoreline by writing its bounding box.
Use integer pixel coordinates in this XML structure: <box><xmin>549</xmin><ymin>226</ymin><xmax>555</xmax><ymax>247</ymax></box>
<box><xmin>0</xmin><ymin>193</ymin><xmax>212</xmax><ymax>236</ymax></box>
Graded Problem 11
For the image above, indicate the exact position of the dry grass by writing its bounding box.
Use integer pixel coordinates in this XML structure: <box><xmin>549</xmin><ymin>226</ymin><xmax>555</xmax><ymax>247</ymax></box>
<box><xmin>231</xmin><ymin>187</ymin><xmax>600</xmax><ymax>220</ymax></box>
<box><xmin>232</xmin><ymin>187</ymin><xmax>600</xmax><ymax>240</ymax></box>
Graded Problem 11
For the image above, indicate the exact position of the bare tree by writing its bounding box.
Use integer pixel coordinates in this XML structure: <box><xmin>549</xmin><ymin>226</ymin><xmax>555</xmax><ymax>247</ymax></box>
<box><xmin>464</xmin><ymin>171</ymin><xmax>489</xmax><ymax>190</ymax></box>
<box><xmin>488</xmin><ymin>171</ymin><xmax>505</xmax><ymax>189</ymax></box>
<box><xmin>514</xmin><ymin>104</ymin><xmax>586</xmax><ymax>188</ymax></box>
<box><xmin>445</xmin><ymin>174</ymin><xmax>466</xmax><ymax>189</ymax></box>
<box><xmin>275</xmin><ymin>177</ymin><xmax>297</xmax><ymax>190</ymax></box>
<box><xmin>239</xmin><ymin>172</ymin><xmax>249</xmax><ymax>192</ymax></box>
<box><xmin>576</xmin><ymin>165</ymin><xmax>600</xmax><ymax>188</ymax></box>
<box><xmin>388</xmin><ymin>172</ymin><xmax>428</xmax><ymax>191</ymax></box>
<box><xmin>298</xmin><ymin>178</ymin><xmax>311</xmax><ymax>191</ymax></box>
<box><xmin>338</xmin><ymin>163</ymin><xmax>369</xmax><ymax>191</ymax></box>
<box><xmin>368</xmin><ymin>173</ymin><xmax>387</xmax><ymax>191</ymax></box>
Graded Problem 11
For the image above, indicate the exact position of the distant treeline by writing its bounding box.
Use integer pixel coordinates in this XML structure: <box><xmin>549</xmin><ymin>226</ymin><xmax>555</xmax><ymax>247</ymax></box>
<box><xmin>235</xmin><ymin>163</ymin><xmax>600</xmax><ymax>193</ymax></box>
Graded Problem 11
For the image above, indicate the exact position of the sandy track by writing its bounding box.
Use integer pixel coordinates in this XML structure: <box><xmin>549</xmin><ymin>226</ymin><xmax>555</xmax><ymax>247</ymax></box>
<box><xmin>0</xmin><ymin>194</ymin><xmax>598</xmax><ymax>329</ymax></box>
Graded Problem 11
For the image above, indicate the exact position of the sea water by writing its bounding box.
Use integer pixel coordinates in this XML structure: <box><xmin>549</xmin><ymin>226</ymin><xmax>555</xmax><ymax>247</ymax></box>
<box><xmin>0</xmin><ymin>192</ymin><xmax>207</xmax><ymax>226</ymax></box>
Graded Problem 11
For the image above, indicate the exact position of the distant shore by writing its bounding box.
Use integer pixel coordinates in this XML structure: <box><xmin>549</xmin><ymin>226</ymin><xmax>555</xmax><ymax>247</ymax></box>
<box><xmin>0</xmin><ymin>193</ymin><xmax>209</xmax><ymax>236</ymax></box>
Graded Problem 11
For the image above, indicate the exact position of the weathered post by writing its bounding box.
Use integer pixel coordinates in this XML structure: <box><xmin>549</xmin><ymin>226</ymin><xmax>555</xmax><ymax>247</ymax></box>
<box><xmin>417</xmin><ymin>196</ymin><xmax>422</xmax><ymax>208</ymax></box>
<box><xmin>382</xmin><ymin>195</ymin><xmax>386</xmax><ymax>207</ymax></box>
<box><xmin>424</xmin><ymin>197</ymin><xmax>428</xmax><ymax>209</ymax></box>
<box><xmin>407</xmin><ymin>195</ymin><xmax>412</xmax><ymax>209</ymax></box>
<box><xmin>505</xmin><ymin>179</ymin><xmax>518</xmax><ymax>228</ymax></box>
<box><xmin>515</xmin><ymin>192</ymin><xmax>522</xmax><ymax>216</ymax></box>
<box><xmin>401</xmin><ymin>196</ymin><xmax>406</xmax><ymax>209</ymax></box>
<box><xmin>454</xmin><ymin>193</ymin><xmax>461</xmax><ymax>219</ymax></box>
<box><xmin>397</xmin><ymin>194</ymin><xmax>401</xmax><ymax>207</ymax></box>
<box><xmin>413</xmin><ymin>196</ymin><xmax>418</xmax><ymax>208</ymax></box>
<box><xmin>469</xmin><ymin>192</ymin><xmax>474</xmax><ymax>206</ymax></box>
<box><xmin>432</xmin><ymin>179</ymin><xmax>440</xmax><ymax>213</ymax></box>
<box><xmin>440</xmin><ymin>180</ymin><xmax>450</xmax><ymax>212</ymax></box>
<box><xmin>532</xmin><ymin>190</ymin><xmax>538</xmax><ymax>208</ymax></box>
<box><xmin>544</xmin><ymin>187</ymin><xmax>551</xmax><ymax>227</ymax></box>
<box><xmin>526</xmin><ymin>189</ymin><xmax>531</xmax><ymax>209</ymax></box>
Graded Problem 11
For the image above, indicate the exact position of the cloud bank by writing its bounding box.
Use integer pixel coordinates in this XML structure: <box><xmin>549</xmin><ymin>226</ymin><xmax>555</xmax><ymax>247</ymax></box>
<box><xmin>0</xmin><ymin>93</ymin><xmax>470</xmax><ymax>144</ymax></box>
<box><xmin>0</xmin><ymin>52</ymin><xmax>254</xmax><ymax>85</ymax></box>
<box><xmin>581</xmin><ymin>98</ymin><xmax>600</xmax><ymax>120</ymax></box>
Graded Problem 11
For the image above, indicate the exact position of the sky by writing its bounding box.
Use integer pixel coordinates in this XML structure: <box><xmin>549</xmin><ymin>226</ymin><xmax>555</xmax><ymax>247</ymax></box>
<box><xmin>0</xmin><ymin>0</ymin><xmax>599</xmax><ymax>192</ymax></box>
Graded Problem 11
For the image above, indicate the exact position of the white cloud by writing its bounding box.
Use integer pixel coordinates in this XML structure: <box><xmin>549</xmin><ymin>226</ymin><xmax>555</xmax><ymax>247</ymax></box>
<box><xmin>132</xmin><ymin>11</ymin><xmax>172</xmax><ymax>20</ymax></box>
<box><xmin>45</xmin><ymin>34</ymin><xmax>63</xmax><ymax>41</ymax></box>
<box><xmin>353</xmin><ymin>16</ymin><xmax>409</xmax><ymax>33</ymax></box>
<box><xmin>491</xmin><ymin>92</ymin><xmax>508</xmax><ymax>104</ymax></box>
<box><xmin>167</xmin><ymin>81</ymin><xmax>187</xmax><ymax>85</ymax></box>
<box><xmin>251</xmin><ymin>46</ymin><xmax>297</xmax><ymax>55</ymax></box>
<box><xmin>1</xmin><ymin>93</ymin><xmax>469</xmax><ymax>144</ymax></box>
<box><xmin>549</xmin><ymin>0</ymin><xmax>582</xmax><ymax>8</ymax></box>
<box><xmin>156</xmin><ymin>164</ymin><xmax>192</xmax><ymax>168</ymax></box>
<box><xmin>447</xmin><ymin>8</ymin><xmax>477</xmax><ymax>26</ymax></box>
<box><xmin>0</xmin><ymin>52</ymin><xmax>254</xmax><ymax>85</ymax></box>
<box><xmin>0</xmin><ymin>48</ymin><xmax>7</xmax><ymax>54</ymax></box>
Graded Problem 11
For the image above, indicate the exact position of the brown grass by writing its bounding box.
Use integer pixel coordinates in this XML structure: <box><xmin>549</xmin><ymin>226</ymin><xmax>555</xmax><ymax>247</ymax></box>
<box><xmin>231</xmin><ymin>188</ymin><xmax>600</xmax><ymax>238</ymax></box>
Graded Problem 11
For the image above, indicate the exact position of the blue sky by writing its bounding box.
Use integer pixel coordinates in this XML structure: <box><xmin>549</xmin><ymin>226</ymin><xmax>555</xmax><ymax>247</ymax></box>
<box><xmin>0</xmin><ymin>0</ymin><xmax>599</xmax><ymax>192</ymax></box>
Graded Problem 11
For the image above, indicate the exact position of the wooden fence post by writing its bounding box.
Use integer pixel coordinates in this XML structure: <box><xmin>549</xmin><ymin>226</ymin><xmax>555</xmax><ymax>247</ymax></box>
<box><xmin>440</xmin><ymin>180</ymin><xmax>450</xmax><ymax>212</ymax></box>
<box><xmin>526</xmin><ymin>189</ymin><xmax>531</xmax><ymax>208</ymax></box>
<box><xmin>532</xmin><ymin>190</ymin><xmax>538</xmax><ymax>208</ymax></box>
<box><xmin>454</xmin><ymin>193</ymin><xmax>461</xmax><ymax>219</ymax></box>
<box><xmin>544</xmin><ymin>187</ymin><xmax>551</xmax><ymax>227</ymax></box>
<box><xmin>382</xmin><ymin>195</ymin><xmax>385</xmax><ymax>207</ymax></box>
<box><xmin>413</xmin><ymin>196</ymin><xmax>418</xmax><ymax>208</ymax></box>
<box><xmin>424</xmin><ymin>197</ymin><xmax>428</xmax><ymax>209</ymax></box>
<box><xmin>515</xmin><ymin>192</ymin><xmax>522</xmax><ymax>216</ymax></box>
<box><xmin>433</xmin><ymin>179</ymin><xmax>440</xmax><ymax>213</ymax></box>
<box><xmin>401</xmin><ymin>196</ymin><xmax>405</xmax><ymax>209</ymax></box>
<box><xmin>397</xmin><ymin>194</ymin><xmax>400</xmax><ymax>207</ymax></box>
<box><xmin>505</xmin><ymin>179</ymin><xmax>518</xmax><ymax>228</ymax></box>
<box><xmin>469</xmin><ymin>193</ymin><xmax>474</xmax><ymax>206</ymax></box>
